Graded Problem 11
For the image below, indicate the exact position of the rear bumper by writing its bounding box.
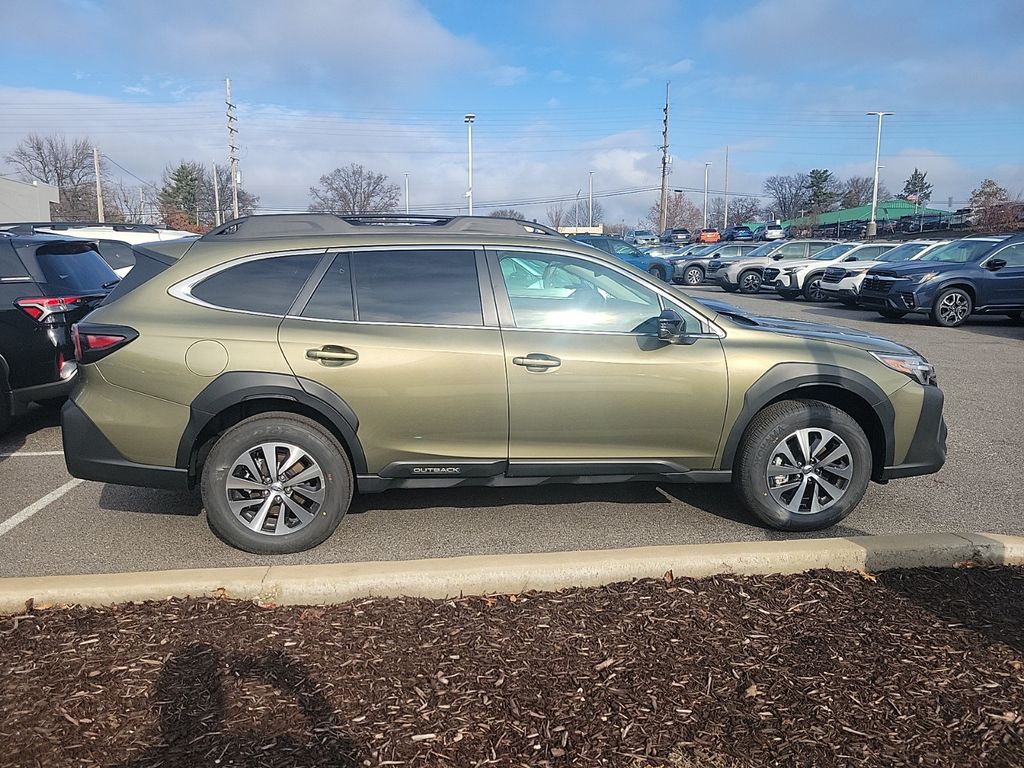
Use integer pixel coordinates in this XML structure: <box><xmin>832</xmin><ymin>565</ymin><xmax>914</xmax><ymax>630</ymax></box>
<box><xmin>62</xmin><ymin>399</ymin><xmax>189</xmax><ymax>490</ymax></box>
<box><xmin>880</xmin><ymin>386</ymin><xmax>947</xmax><ymax>481</ymax></box>
<box><xmin>11</xmin><ymin>373</ymin><xmax>76</xmax><ymax>405</ymax></box>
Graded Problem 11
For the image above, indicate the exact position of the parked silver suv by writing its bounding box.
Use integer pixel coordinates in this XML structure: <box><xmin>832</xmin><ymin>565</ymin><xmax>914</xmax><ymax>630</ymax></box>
<box><xmin>711</xmin><ymin>240</ymin><xmax>838</xmax><ymax>294</ymax></box>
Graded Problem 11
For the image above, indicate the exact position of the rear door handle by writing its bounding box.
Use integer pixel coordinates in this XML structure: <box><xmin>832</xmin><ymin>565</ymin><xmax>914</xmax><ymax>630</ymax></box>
<box><xmin>306</xmin><ymin>345</ymin><xmax>358</xmax><ymax>365</ymax></box>
<box><xmin>512</xmin><ymin>353</ymin><xmax>561</xmax><ymax>371</ymax></box>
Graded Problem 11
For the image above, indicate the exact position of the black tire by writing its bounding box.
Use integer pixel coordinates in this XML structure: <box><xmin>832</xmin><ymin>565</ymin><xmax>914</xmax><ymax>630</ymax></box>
<box><xmin>0</xmin><ymin>392</ymin><xmax>10</xmax><ymax>436</ymax></box>
<box><xmin>721</xmin><ymin>284</ymin><xmax>740</xmax><ymax>293</ymax></box>
<box><xmin>201</xmin><ymin>413</ymin><xmax>353</xmax><ymax>554</ymax></box>
<box><xmin>734</xmin><ymin>399</ymin><xmax>872</xmax><ymax>531</ymax></box>
<box><xmin>682</xmin><ymin>265</ymin><xmax>705</xmax><ymax>286</ymax></box>
<box><xmin>777</xmin><ymin>290</ymin><xmax>800</xmax><ymax>300</ymax></box>
<box><xmin>930</xmin><ymin>287</ymin><xmax>972</xmax><ymax>327</ymax></box>
<box><xmin>648</xmin><ymin>265</ymin><xmax>667</xmax><ymax>282</ymax></box>
<box><xmin>737</xmin><ymin>269</ymin><xmax>762</xmax><ymax>294</ymax></box>
<box><xmin>802</xmin><ymin>273</ymin><xmax>827</xmax><ymax>302</ymax></box>
<box><xmin>878</xmin><ymin>308</ymin><xmax>907</xmax><ymax>320</ymax></box>
<box><xmin>1007</xmin><ymin>311</ymin><xmax>1023</xmax><ymax>324</ymax></box>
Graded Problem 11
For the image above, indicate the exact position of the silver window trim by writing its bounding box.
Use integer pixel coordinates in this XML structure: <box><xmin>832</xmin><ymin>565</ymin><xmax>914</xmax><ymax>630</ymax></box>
<box><xmin>0</xmin><ymin>276</ymin><xmax>32</xmax><ymax>283</ymax></box>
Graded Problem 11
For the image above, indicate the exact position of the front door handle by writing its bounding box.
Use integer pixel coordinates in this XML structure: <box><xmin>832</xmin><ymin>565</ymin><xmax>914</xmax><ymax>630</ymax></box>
<box><xmin>512</xmin><ymin>353</ymin><xmax>561</xmax><ymax>371</ymax></box>
<box><xmin>306</xmin><ymin>345</ymin><xmax>358</xmax><ymax>365</ymax></box>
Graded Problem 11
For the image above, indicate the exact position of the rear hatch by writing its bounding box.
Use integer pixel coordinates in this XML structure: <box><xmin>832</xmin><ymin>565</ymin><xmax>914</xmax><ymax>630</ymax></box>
<box><xmin>14</xmin><ymin>238</ymin><xmax>119</xmax><ymax>323</ymax></box>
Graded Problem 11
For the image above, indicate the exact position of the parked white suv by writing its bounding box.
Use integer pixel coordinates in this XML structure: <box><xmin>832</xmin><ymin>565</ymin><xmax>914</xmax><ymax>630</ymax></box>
<box><xmin>767</xmin><ymin>242</ymin><xmax>898</xmax><ymax>302</ymax></box>
<box><xmin>820</xmin><ymin>240</ymin><xmax>950</xmax><ymax>305</ymax></box>
<box><xmin>763</xmin><ymin>223</ymin><xmax>785</xmax><ymax>240</ymax></box>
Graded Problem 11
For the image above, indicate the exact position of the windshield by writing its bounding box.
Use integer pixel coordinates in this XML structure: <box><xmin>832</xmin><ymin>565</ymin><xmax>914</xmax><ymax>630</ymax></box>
<box><xmin>919</xmin><ymin>239</ymin><xmax>999</xmax><ymax>264</ymax></box>
<box><xmin>811</xmin><ymin>243</ymin><xmax>858</xmax><ymax>260</ymax></box>
<box><xmin>878</xmin><ymin>242</ymin><xmax>930</xmax><ymax>262</ymax></box>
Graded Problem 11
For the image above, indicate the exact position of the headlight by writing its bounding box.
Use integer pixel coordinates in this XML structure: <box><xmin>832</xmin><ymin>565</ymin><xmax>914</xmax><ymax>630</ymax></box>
<box><xmin>907</xmin><ymin>272</ymin><xmax>939</xmax><ymax>283</ymax></box>
<box><xmin>871</xmin><ymin>352</ymin><xmax>936</xmax><ymax>385</ymax></box>
<box><xmin>784</xmin><ymin>266</ymin><xmax>802</xmax><ymax>274</ymax></box>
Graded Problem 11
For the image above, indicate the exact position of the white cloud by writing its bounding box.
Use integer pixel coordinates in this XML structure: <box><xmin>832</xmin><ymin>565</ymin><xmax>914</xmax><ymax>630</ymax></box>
<box><xmin>489</xmin><ymin>65</ymin><xmax>529</xmax><ymax>87</ymax></box>
<box><xmin>643</xmin><ymin>59</ymin><xmax>693</xmax><ymax>77</ymax></box>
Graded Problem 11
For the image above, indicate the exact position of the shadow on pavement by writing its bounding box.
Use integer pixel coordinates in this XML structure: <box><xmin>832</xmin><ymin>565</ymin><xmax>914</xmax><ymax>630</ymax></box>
<box><xmin>98</xmin><ymin>484</ymin><xmax>203</xmax><ymax>516</ymax></box>
<box><xmin>117</xmin><ymin>643</ymin><xmax>358</xmax><ymax>767</ymax></box>
<box><xmin>0</xmin><ymin>403</ymin><xmax>59</xmax><ymax>464</ymax></box>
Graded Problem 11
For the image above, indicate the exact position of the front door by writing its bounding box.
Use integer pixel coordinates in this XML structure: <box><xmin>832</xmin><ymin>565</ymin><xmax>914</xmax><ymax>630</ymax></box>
<box><xmin>489</xmin><ymin>248</ymin><xmax>728</xmax><ymax>472</ymax></box>
<box><xmin>983</xmin><ymin>243</ymin><xmax>1024</xmax><ymax>308</ymax></box>
<box><xmin>278</xmin><ymin>248</ymin><xmax>508</xmax><ymax>475</ymax></box>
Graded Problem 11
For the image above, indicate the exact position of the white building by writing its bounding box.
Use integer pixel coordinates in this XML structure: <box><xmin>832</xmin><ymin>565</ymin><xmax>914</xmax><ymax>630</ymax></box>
<box><xmin>0</xmin><ymin>177</ymin><xmax>60</xmax><ymax>221</ymax></box>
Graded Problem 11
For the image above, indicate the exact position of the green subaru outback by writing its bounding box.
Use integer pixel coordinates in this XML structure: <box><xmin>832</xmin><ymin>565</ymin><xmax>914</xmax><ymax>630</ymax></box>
<box><xmin>63</xmin><ymin>214</ymin><xmax>946</xmax><ymax>553</ymax></box>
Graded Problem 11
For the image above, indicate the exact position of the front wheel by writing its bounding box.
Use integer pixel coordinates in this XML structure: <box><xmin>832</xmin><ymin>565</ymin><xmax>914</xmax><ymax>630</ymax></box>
<box><xmin>931</xmin><ymin>287</ymin><xmax>972</xmax><ymax>327</ymax></box>
<box><xmin>734</xmin><ymin>399</ymin><xmax>872</xmax><ymax>531</ymax></box>
<box><xmin>803</xmin><ymin>273</ymin><xmax>827</xmax><ymax>302</ymax></box>
<box><xmin>737</xmin><ymin>270</ymin><xmax>762</xmax><ymax>294</ymax></box>
<box><xmin>683</xmin><ymin>265</ymin><xmax>705</xmax><ymax>286</ymax></box>
<box><xmin>648</xmin><ymin>265</ymin><xmax>667</xmax><ymax>282</ymax></box>
<box><xmin>201</xmin><ymin>413</ymin><xmax>353</xmax><ymax>554</ymax></box>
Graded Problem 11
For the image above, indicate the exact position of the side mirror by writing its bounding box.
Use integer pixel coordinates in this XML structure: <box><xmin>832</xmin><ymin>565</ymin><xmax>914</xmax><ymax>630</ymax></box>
<box><xmin>987</xmin><ymin>258</ymin><xmax>1007</xmax><ymax>271</ymax></box>
<box><xmin>771</xmin><ymin>254</ymin><xmax>784</xmax><ymax>260</ymax></box>
<box><xmin>657</xmin><ymin>309</ymin><xmax>690</xmax><ymax>344</ymax></box>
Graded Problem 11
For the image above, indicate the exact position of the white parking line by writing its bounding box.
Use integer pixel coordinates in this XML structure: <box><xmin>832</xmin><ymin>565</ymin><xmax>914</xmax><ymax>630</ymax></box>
<box><xmin>0</xmin><ymin>479</ymin><xmax>83</xmax><ymax>538</ymax></box>
<box><xmin>0</xmin><ymin>450</ymin><xmax>65</xmax><ymax>457</ymax></box>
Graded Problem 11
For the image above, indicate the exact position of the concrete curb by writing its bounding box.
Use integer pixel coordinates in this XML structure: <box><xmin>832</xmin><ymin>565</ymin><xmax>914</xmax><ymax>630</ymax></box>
<box><xmin>2</xmin><ymin>532</ymin><xmax>1022</xmax><ymax>613</ymax></box>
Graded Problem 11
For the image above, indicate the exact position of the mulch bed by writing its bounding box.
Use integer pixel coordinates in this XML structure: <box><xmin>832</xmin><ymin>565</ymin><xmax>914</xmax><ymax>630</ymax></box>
<box><xmin>2</xmin><ymin>566</ymin><xmax>1024</xmax><ymax>768</ymax></box>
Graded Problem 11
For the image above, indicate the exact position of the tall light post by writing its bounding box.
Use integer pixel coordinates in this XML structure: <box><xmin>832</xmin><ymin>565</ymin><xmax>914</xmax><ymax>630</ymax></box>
<box><xmin>464</xmin><ymin>113</ymin><xmax>475</xmax><ymax>215</ymax></box>
<box><xmin>703</xmin><ymin>162</ymin><xmax>712</xmax><ymax>229</ymax></box>
<box><xmin>588</xmin><ymin>170</ymin><xmax>595</xmax><ymax>228</ymax></box>
<box><xmin>866</xmin><ymin>111</ymin><xmax>893</xmax><ymax>237</ymax></box>
<box><xmin>404</xmin><ymin>173</ymin><xmax>410</xmax><ymax>215</ymax></box>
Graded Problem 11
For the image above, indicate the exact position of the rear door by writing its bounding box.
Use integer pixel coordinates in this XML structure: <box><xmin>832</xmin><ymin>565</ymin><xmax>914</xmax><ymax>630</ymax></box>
<box><xmin>278</xmin><ymin>247</ymin><xmax>508</xmax><ymax>476</ymax></box>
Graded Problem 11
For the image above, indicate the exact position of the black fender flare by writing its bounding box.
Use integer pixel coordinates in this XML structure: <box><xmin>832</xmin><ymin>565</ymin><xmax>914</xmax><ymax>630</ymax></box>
<box><xmin>175</xmin><ymin>371</ymin><xmax>367</xmax><ymax>475</ymax></box>
<box><xmin>719</xmin><ymin>362</ymin><xmax>896</xmax><ymax>471</ymax></box>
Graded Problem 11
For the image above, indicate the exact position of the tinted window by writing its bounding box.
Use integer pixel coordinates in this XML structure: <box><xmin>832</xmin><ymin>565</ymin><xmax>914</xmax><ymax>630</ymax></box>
<box><xmin>776</xmin><ymin>243</ymin><xmax>808</xmax><ymax>259</ymax></box>
<box><xmin>96</xmin><ymin>239</ymin><xmax>136</xmax><ymax>270</ymax></box>
<box><xmin>496</xmin><ymin>250</ymin><xmax>662</xmax><ymax>333</ymax></box>
<box><xmin>33</xmin><ymin>245</ymin><xmax>117</xmax><ymax>294</ymax></box>
<box><xmin>811</xmin><ymin>243</ymin><xmax>858</xmax><ymax>260</ymax></box>
<box><xmin>608</xmin><ymin>240</ymin><xmax>644</xmax><ymax>257</ymax></box>
<box><xmin>192</xmin><ymin>253</ymin><xmax>321</xmax><ymax>315</ymax></box>
<box><xmin>992</xmin><ymin>243</ymin><xmax>1024</xmax><ymax>267</ymax></box>
<box><xmin>302</xmin><ymin>253</ymin><xmax>354</xmax><ymax>321</ymax></box>
<box><xmin>0</xmin><ymin>242</ymin><xmax>28</xmax><ymax>278</ymax></box>
<box><xmin>352</xmin><ymin>250</ymin><xmax>482</xmax><ymax>325</ymax></box>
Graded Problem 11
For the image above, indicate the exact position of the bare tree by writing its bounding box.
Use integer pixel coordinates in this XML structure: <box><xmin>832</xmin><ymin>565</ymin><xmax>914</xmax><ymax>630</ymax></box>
<box><xmin>489</xmin><ymin>208</ymin><xmax>525</xmax><ymax>220</ymax></box>
<box><xmin>106</xmin><ymin>181</ymin><xmax>153</xmax><ymax>224</ymax></box>
<box><xmin>566</xmin><ymin>198</ymin><xmax>604</xmax><ymax>227</ymax></box>
<box><xmin>4</xmin><ymin>132</ymin><xmax>104</xmax><ymax>220</ymax></box>
<box><xmin>545</xmin><ymin>202</ymin><xmax>568</xmax><ymax>229</ymax></box>
<box><xmin>644</xmin><ymin>191</ymin><xmax>702</xmax><ymax>232</ymax></box>
<box><xmin>308</xmin><ymin>163</ymin><xmax>400</xmax><ymax>214</ymax></box>
<box><xmin>762</xmin><ymin>173</ymin><xmax>809</xmax><ymax>220</ymax></box>
<box><xmin>708</xmin><ymin>196</ymin><xmax>764</xmax><ymax>229</ymax></box>
<box><xmin>968</xmin><ymin>178</ymin><xmax>1020</xmax><ymax>230</ymax></box>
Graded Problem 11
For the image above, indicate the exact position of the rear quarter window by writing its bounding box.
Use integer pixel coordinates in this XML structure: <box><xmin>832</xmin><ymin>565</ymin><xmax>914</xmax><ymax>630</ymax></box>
<box><xmin>189</xmin><ymin>253</ymin><xmax>322</xmax><ymax>315</ymax></box>
<box><xmin>0</xmin><ymin>241</ymin><xmax>29</xmax><ymax>278</ymax></box>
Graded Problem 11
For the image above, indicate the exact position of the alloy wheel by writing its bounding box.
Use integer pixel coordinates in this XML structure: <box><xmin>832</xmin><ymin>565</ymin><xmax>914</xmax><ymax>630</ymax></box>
<box><xmin>806</xmin><ymin>278</ymin><xmax>825</xmax><ymax>301</ymax></box>
<box><xmin>685</xmin><ymin>266</ymin><xmax>704</xmax><ymax>285</ymax></box>
<box><xmin>938</xmin><ymin>291</ymin><xmax>971</xmax><ymax>325</ymax></box>
<box><xmin>766</xmin><ymin>428</ymin><xmax>853</xmax><ymax>515</ymax></box>
<box><xmin>740</xmin><ymin>271</ymin><xmax>762</xmax><ymax>293</ymax></box>
<box><xmin>225</xmin><ymin>442</ymin><xmax>325</xmax><ymax>535</ymax></box>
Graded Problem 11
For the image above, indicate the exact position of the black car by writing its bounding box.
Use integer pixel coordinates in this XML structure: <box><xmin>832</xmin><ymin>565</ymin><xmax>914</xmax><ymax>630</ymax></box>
<box><xmin>659</xmin><ymin>227</ymin><xmax>691</xmax><ymax>244</ymax></box>
<box><xmin>859</xmin><ymin>235</ymin><xmax>1024</xmax><ymax>327</ymax></box>
<box><xmin>0</xmin><ymin>234</ymin><xmax>117</xmax><ymax>432</ymax></box>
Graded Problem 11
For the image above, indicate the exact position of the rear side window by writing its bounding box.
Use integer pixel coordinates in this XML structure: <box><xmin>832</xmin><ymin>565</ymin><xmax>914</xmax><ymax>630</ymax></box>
<box><xmin>0</xmin><ymin>242</ymin><xmax>29</xmax><ymax>278</ymax></box>
<box><xmin>191</xmin><ymin>253</ymin><xmax>321</xmax><ymax>315</ymax></box>
<box><xmin>33</xmin><ymin>245</ymin><xmax>116</xmax><ymax>294</ymax></box>
<box><xmin>96</xmin><ymin>239</ymin><xmax>137</xmax><ymax>270</ymax></box>
<box><xmin>351</xmin><ymin>250</ymin><xmax>482</xmax><ymax>326</ymax></box>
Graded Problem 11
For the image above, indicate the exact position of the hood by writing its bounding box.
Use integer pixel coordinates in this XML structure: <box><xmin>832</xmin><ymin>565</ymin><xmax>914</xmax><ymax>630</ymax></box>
<box><xmin>691</xmin><ymin>295</ymin><xmax>915</xmax><ymax>355</ymax></box>
<box><xmin>870</xmin><ymin>260</ymin><xmax>958</xmax><ymax>277</ymax></box>
<box><xmin>769</xmin><ymin>257</ymin><xmax>832</xmax><ymax>271</ymax></box>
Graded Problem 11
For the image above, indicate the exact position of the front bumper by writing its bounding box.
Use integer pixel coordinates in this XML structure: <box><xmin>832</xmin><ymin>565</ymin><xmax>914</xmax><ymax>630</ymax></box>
<box><xmin>858</xmin><ymin>287</ymin><xmax>929</xmax><ymax>314</ymax></box>
<box><xmin>820</xmin><ymin>285</ymin><xmax>858</xmax><ymax>300</ymax></box>
<box><xmin>62</xmin><ymin>399</ymin><xmax>189</xmax><ymax>490</ymax></box>
<box><xmin>880</xmin><ymin>385</ymin><xmax>947</xmax><ymax>480</ymax></box>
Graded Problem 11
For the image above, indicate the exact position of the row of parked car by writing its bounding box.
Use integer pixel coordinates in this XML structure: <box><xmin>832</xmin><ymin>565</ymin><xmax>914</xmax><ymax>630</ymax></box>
<box><xmin>630</xmin><ymin>234</ymin><xmax>1024</xmax><ymax>329</ymax></box>
<box><xmin>623</xmin><ymin>223</ymin><xmax>786</xmax><ymax>247</ymax></box>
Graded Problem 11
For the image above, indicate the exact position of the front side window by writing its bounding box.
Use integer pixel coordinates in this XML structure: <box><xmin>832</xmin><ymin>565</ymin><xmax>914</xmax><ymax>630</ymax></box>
<box><xmin>191</xmin><ymin>253</ymin><xmax>321</xmax><ymax>315</ymax></box>
<box><xmin>776</xmin><ymin>243</ymin><xmax>809</xmax><ymax>259</ymax></box>
<box><xmin>352</xmin><ymin>250</ymin><xmax>483</xmax><ymax>326</ymax></box>
<box><xmin>811</xmin><ymin>243</ymin><xmax>858</xmax><ymax>260</ymax></box>
<box><xmin>991</xmin><ymin>243</ymin><xmax>1024</xmax><ymax>267</ymax></box>
<box><xmin>496</xmin><ymin>250</ymin><xmax>662</xmax><ymax>333</ymax></box>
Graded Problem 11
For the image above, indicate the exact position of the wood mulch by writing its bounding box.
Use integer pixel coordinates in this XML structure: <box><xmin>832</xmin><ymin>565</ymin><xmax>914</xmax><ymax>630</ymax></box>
<box><xmin>2</xmin><ymin>566</ymin><xmax>1023</xmax><ymax>767</ymax></box>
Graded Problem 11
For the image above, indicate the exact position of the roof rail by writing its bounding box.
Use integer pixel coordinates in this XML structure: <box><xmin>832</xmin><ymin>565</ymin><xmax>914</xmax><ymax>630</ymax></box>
<box><xmin>201</xmin><ymin>213</ymin><xmax>563</xmax><ymax>240</ymax></box>
<box><xmin>0</xmin><ymin>221</ymin><xmax>160</xmax><ymax>233</ymax></box>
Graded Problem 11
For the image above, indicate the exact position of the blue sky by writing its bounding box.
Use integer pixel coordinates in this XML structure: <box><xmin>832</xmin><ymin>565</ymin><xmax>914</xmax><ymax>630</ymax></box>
<box><xmin>1</xmin><ymin>0</ymin><xmax>1021</xmax><ymax>224</ymax></box>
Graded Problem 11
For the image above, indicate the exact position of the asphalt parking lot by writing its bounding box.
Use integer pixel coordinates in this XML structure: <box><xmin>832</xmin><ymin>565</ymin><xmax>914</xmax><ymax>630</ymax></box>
<box><xmin>2</xmin><ymin>288</ymin><xmax>1022</xmax><ymax>579</ymax></box>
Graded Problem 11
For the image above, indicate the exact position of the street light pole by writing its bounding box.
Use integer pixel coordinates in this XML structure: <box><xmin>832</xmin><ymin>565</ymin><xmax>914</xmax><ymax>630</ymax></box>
<box><xmin>588</xmin><ymin>171</ymin><xmax>594</xmax><ymax>228</ymax></box>
<box><xmin>404</xmin><ymin>173</ymin><xmax>410</xmax><ymax>215</ymax></box>
<box><xmin>866</xmin><ymin>111</ymin><xmax>893</xmax><ymax>237</ymax></box>
<box><xmin>464</xmin><ymin>114</ymin><xmax>475</xmax><ymax>215</ymax></box>
<box><xmin>703</xmin><ymin>162</ymin><xmax>712</xmax><ymax>229</ymax></box>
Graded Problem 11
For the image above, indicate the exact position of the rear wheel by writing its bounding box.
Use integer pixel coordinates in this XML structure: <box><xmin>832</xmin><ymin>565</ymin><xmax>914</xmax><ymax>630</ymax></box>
<box><xmin>803</xmin><ymin>273</ymin><xmax>827</xmax><ymax>302</ymax></box>
<box><xmin>931</xmin><ymin>287</ymin><xmax>972</xmax><ymax>327</ymax></box>
<box><xmin>737</xmin><ymin>270</ymin><xmax>762</xmax><ymax>294</ymax></box>
<box><xmin>683</xmin><ymin>265</ymin><xmax>705</xmax><ymax>286</ymax></box>
<box><xmin>878</xmin><ymin>308</ymin><xmax>907</xmax><ymax>320</ymax></box>
<box><xmin>648</xmin><ymin>265</ymin><xmax>667</xmax><ymax>281</ymax></box>
<box><xmin>734</xmin><ymin>399</ymin><xmax>871</xmax><ymax>531</ymax></box>
<box><xmin>201</xmin><ymin>413</ymin><xmax>353</xmax><ymax>554</ymax></box>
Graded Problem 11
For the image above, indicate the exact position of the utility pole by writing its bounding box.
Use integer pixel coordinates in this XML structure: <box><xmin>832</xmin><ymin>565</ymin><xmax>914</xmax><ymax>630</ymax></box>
<box><xmin>404</xmin><ymin>173</ymin><xmax>410</xmax><ymax>215</ymax></box>
<box><xmin>212</xmin><ymin>163</ymin><xmax>222</xmax><ymax>226</ymax></box>
<box><xmin>464</xmin><ymin>114</ymin><xmax>475</xmax><ymax>215</ymax></box>
<box><xmin>703</xmin><ymin>162</ymin><xmax>712</xmax><ymax>229</ymax></box>
<box><xmin>866</xmin><ymin>111</ymin><xmax>893</xmax><ymax>238</ymax></box>
<box><xmin>226</xmin><ymin>78</ymin><xmax>240</xmax><ymax>219</ymax></box>
<box><xmin>723</xmin><ymin>145</ymin><xmax>730</xmax><ymax>231</ymax></box>
<box><xmin>92</xmin><ymin>146</ymin><xmax>104</xmax><ymax>223</ymax></box>
<box><xmin>588</xmin><ymin>171</ymin><xmax>594</xmax><ymax>228</ymax></box>
<box><xmin>658</xmin><ymin>82</ymin><xmax>670</xmax><ymax>233</ymax></box>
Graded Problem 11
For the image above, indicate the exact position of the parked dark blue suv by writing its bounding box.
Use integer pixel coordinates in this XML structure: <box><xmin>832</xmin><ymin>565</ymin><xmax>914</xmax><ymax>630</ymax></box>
<box><xmin>858</xmin><ymin>235</ymin><xmax>1024</xmax><ymax>327</ymax></box>
<box><xmin>570</xmin><ymin>235</ymin><xmax>673</xmax><ymax>282</ymax></box>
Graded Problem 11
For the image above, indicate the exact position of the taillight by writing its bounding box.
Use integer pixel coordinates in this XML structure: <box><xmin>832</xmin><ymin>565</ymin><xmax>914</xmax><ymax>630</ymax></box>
<box><xmin>16</xmin><ymin>296</ymin><xmax>84</xmax><ymax>322</ymax></box>
<box><xmin>71</xmin><ymin>323</ymin><xmax>138</xmax><ymax>364</ymax></box>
